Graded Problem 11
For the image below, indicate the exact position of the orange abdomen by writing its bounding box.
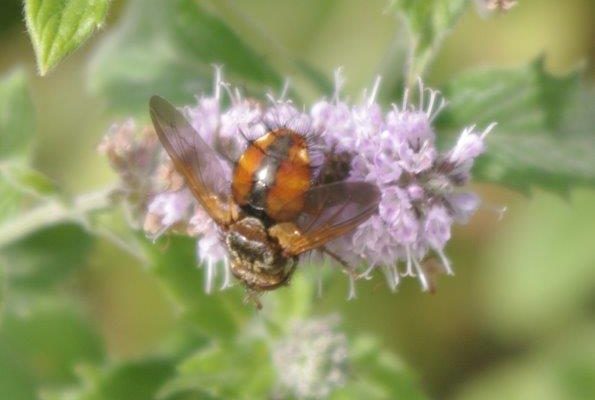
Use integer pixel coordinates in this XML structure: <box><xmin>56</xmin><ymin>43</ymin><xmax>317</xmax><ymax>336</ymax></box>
<box><xmin>232</xmin><ymin>128</ymin><xmax>311</xmax><ymax>222</ymax></box>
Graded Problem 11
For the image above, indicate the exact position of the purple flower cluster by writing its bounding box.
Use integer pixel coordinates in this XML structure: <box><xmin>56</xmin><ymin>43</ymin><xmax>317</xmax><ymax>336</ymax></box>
<box><xmin>312</xmin><ymin>71</ymin><xmax>495</xmax><ymax>291</ymax></box>
<box><xmin>101</xmin><ymin>68</ymin><xmax>494</xmax><ymax>294</ymax></box>
<box><xmin>98</xmin><ymin>119</ymin><xmax>159</xmax><ymax>226</ymax></box>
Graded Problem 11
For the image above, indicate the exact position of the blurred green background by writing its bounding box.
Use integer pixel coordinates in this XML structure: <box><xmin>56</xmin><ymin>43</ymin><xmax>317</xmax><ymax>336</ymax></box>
<box><xmin>1</xmin><ymin>0</ymin><xmax>594</xmax><ymax>398</ymax></box>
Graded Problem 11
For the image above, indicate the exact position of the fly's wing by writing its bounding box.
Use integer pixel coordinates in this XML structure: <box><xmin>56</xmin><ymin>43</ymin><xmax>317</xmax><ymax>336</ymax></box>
<box><xmin>149</xmin><ymin>96</ymin><xmax>232</xmax><ymax>226</ymax></box>
<box><xmin>282</xmin><ymin>181</ymin><xmax>380</xmax><ymax>256</ymax></box>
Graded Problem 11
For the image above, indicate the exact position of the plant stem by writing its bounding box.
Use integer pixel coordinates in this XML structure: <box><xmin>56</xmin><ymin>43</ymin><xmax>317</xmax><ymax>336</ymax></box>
<box><xmin>0</xmin><ymin>187</ymin><xmax>113</xmax><ymax>248</ymax></box>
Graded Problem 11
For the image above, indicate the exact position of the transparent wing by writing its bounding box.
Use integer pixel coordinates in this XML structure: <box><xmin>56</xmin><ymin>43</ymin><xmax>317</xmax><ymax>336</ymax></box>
<box><xmin>283</xmin><ymin>181</ymin><xmax>380</xmax><ymax>256</ymax></box>
<box><xmin>149</xmin><ymin>96</ymin><xmax>232</xmax><ymax>226</ymax></box>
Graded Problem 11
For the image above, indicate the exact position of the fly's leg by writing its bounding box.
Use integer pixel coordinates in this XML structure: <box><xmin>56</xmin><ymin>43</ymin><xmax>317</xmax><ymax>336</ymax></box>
<box><xmin>243</xmin><ymin>289</ymin><xmax>263</xmax><ymax>310</ymax></box>
<box><xmin>320</xmin><ymin>246</ymin><xmax>358</xmax><ymax>280</ymax></box>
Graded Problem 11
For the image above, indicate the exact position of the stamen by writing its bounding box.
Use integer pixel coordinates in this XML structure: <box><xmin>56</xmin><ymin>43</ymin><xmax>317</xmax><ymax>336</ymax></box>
<box><xmin>432</xmin><ymin>96</ymin><xmax>447</xmax><ymax>121</ymax></box>
<box><xmin>220</xmin><ymin>81</ymin><xmax>236</xmax><ymax>104</ymax></box>
<box><xmin>333</xmin><ymin>67</ymin><xmax>345</xmax><ymax>102</ymax></box>
<box><xmin>212</xmin><ymin>64</ymin><xmax>223</xmax><ymax>100</ymax></box>
<box><xmin>435</xmin><ymin>248</ymin><xmax>454</xmax><ymax>275</ymax></box>
<box><xmin>426</xmin><ymin>89</ymin><xmax>436</xmax><ymax>118</ymax></box>
<box><xmin>205</xmin><ymin>261</ymin><xmax>215</xmax><ymax>294</ymax></box>
<box><xmin>381</xmin><ymin>265</ymin><xmax>392</xmax><ymax>290</ymax></box>
<box><xmin>367</xmin><ymin>76</ymin><xmax>382</xmax><ymax>107</ymax></box>
<box><xmin>220</xmin><ymin>259</ymin><xmax>232</xmax><ymax>289</ymax></box>
<box><xmin>360</xmin><ymin>263</ymin><xmax>376</xmax><ymax>280</ymax></box>
<box><xmin>265</xmin><ymin>93</ymin><xmax>277</xmax><ymax>104</ymax></box>
<box><xmin>383</xmin><ymin>264</ymin><xmax>399</xmax><ymax>291</ymax></box>
<box><xmin>233</xmin><ymin>87</ymin><xmax>242</xmax><ymax>104</ymax></box>
<box><xmin>402</xmin><ymin>88</ymin><xmax>410</xmax><ymax>110</ymax></box>
<box><xmin>417</xmin><ymin>77</ymin><xmax>424</xmax><ymax>110</ymax></box>
<box><xmin>280</xmin><ymin>79</ymin><xmax>291</xmax><ymax>100</ymax></box>
<box><xmin>481</xmin><ymin>122</ymin><xmax>498</xmax><ymax>139</ymax></box>
<box><xmin>402</xmin><ymin>246</ymin><xmax>415</xmax><ymax>277</ymax></box>
<box><xmin>347</xmin><ymin>275</ymin><xmax>357</xmax><ymax>300</ymax></box>
<box><xmin>425</xmin><ymin>88</ymin><xmax>447</xmax><ymax>121</ymax></box>
<box><xmin>412</xmin><ymin>256</ymin><xmax>430</xmax><ymax>291</ymax></box>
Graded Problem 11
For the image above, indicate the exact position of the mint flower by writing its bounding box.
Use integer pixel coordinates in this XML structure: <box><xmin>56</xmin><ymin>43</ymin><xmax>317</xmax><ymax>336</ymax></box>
<box><xmin>97</xmin><ymin>119</ymin><xmax>159</xmax><ymax>226</ymax></box>
<box><xmin>100</xmin><ymin>68</ymin><xmax>494</xmax><ymax>295</ymax></box>
<box><xmin>314</xmin><ymin>72</ymin><xmax>495</xmax><ymax>291</ymax></box>
<box><xmin>272</xmin><ymin>315</ymin><xmax>348</xmax><ymax>399</ymax></box>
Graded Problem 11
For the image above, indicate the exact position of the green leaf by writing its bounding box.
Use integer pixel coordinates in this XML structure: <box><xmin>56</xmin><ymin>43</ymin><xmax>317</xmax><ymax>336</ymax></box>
<box><xmin>439</xmin><ymin>58</ymin><xmax>595</xmax><ymax>194</ymax></box>
<box><xmin>161</xmin><ymin>326</ymin><xmax>427</xmax><ymax>400</ymax></box>
<box><xmin>0</xmin><ymin>163</ymin><xmax>59</xmax><ymax>198</ymax></box>
<box><xmin>158</xmin><ymin>338</ymin><xmax>273</xmax><ymax>400</ymax></box>
<box><xmin>440</xmin><ymin>58</ymin><xmax>580</xmax><ymax>133</ymax></box>
<box><xmin>24</xmin><ymin>0</ymin><xmax>110</xmax><ymax>76</ymax></box>
<box><xmin>0</xmin><ymin>262</ymin><xmax>4</xmax><ymax>319</ymax></box>
<box><xmin>142</xmin><ymin>235</ymin><xmax>249</xmax><ymax>339</ymax></box>
<box><xmin>89</xmin><ymin>0</ymin><xmax>282</xmax><ymax>115</ymax></box>
<box><xmin>331</xmin><ymin>336</ymin><xmax>428</xmax><ymax>400</ymax></box>
<box><xmin>0</xmin><ymin>68</ymin><xmax>39</xmax><ymax>224</ymax></box>
<box><xmin>0</xmin><ymin>224</ymin><xmax>94</xmax><ymax>295</ymax></box>
<box><xmin>0</xmin><ymin>343</ymin><xmax>37</xmax><ymax>400</ymax></box>
<box><xmin>0</xmin><ymin>68</ymin><xmax>35</xmax><ymax>161</ymax></box>
<box><xmin>42</xmin><ymin>358</ymin><xmax>176</xmax><ymax>400</ymax></box>
<box><xmin>0</xmin><ymin>177</ymin><xmax>22</xmax><ymax>223</ymax></box>
<box><xmin>262</xmin><ymin>270</ymin><xmax>315</xmax><ymax>332</ymax></box>
<box><xmin>0</xmin><ymin>298</ymin><xmax>104</xmax><ymax>390</ymax></box>
<box><xmin>390</xmin><ymin>0</ymin><xmax>468</xmax><ymax>85</ymax></box>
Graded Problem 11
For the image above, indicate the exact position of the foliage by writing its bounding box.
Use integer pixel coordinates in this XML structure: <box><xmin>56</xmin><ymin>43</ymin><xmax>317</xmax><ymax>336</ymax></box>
<box><xmin>0</xmin><ymin>297</ymin><xmax>105</xmax><ymax>397</ymax></box>
<box><xmin>390</xmin><ymin>0</ymin><xmax>468</xmax><ymax>85</ymax></box>
<box><xmin>2</xmin><ymin>224</ymin><xmax>93</xmax><ymax>294</ymax></box>
<box><xmin>88</xmin><ymin>0</ymin><xmax>284</xmax><ymax>115</ymax></box>
<box><xmin>0</xmin><ymin>68</ymin><xmax>47</xmax><ymax>225</ymax></box>
<box><xmin>0</xmin><ymin>69</ymin><xmax>35</xmax><ymax>160</ymax></box>
<box><xmin>41</xmin><ymin>358</ymin><xmax>178</xmax><ymax>400</ymax></box>
<box><xmin>24</xmin><ymin>0</ymin><xmax>110</xmax><ymax>75</ymax></box>
<box><xmin>439</xmin><ymin>58</ymin><xmax>595</xmax><ymax>194</ymax></box>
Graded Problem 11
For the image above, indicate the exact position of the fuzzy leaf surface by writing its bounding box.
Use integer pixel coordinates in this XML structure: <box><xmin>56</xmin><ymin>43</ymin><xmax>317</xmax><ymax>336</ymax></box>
<box><xmin>439</xmin><ymin>59</ymin><xmax>595</xmax><ymax>194</ymax></box>
<box><xmin>24</xmin><ymin>0</ymin><xmax>110</xmax><ymax>75</ymax></box>
<box><xmin>89</xmin><ymin>0</ymin><xmax>282</xmax><ymax>115</ymax></box>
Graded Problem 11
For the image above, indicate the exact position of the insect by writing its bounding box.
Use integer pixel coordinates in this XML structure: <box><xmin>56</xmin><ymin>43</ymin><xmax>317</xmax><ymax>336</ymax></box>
<box><xmin>149</xmin><ymin>96</ymin><xmax>380</xmax><ymax>303</ymax></box>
